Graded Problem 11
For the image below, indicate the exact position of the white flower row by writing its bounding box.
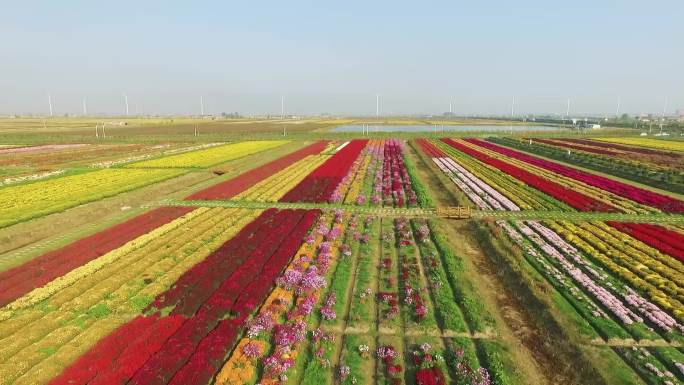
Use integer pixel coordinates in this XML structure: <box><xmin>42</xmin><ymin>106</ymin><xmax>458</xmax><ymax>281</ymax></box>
<box><xmin>433</xmin><ymin>157</ymin><xmax>519</xmax><ymax>211</ymax></box>
<box><xmin>0</xmin><ymin>170</ymin><xmax>66</xmax><ymax>187</ymax></box>
<box><xmin>333</xmin><ymin>141</ymin><xmax>350</xmax><ymax>153</ymax></box>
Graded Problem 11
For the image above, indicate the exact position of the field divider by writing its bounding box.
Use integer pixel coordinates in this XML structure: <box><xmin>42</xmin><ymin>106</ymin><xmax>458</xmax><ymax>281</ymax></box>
<box><xmin>151</xmin><ymin>199</ymin><xmax>684</xmax><ymax>223</ymax></box>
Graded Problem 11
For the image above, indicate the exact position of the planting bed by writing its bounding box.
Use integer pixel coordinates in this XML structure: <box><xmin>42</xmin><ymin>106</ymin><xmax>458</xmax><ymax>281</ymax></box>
<box><xmin>2</xmin><ymin>134</ymin><xmax>684</xmax><ymax>385</ymax></box>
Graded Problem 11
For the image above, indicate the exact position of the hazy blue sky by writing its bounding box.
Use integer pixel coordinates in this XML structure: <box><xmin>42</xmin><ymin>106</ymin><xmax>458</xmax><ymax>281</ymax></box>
<box><xmin>1</xmin><ymin>0</ymin><xmax>682</xmax><ymax>116</ymax></box>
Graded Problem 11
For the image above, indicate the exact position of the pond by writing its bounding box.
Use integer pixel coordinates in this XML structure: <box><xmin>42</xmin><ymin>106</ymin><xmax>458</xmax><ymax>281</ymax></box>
<box><xmin>331</xmin><ymin>124</ymin><xmax>559</xmax><ymax>132</ymax></box>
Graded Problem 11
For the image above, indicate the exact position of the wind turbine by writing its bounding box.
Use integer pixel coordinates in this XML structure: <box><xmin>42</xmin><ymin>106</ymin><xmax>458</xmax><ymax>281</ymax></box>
<box><xmin>660</xmin><ymin>97</ymin><xmax>668</xmax><ymax>133</ymax></box>
<box><xmin>82</xmin><ymin>99</ymin><xmax>88</xmax><ymax>116</ymax></box>
<box><xmin>124</xmin><ymin>95</ymin><xmax>129</xmax><ymax>116</ymax></box>
<box><xmin>281</xmin><ymin>95</ymin><xmax>284</xmax><ymax>120</ymax></box>
<box><xmin>200</xmin><ymin>96</ymin><xmax>205</xmax><ymax>116</ymax></box>
<box><xmin>615</xmin><ymin>96</ymin><xmax>621</xmax><ymax>117</ymax></box>
<box><xmin>47</xmin><ymin>93</ymin><xmax>53</xmax><ymax>117</ymax></box>
<box><xmin>376</xmin><ymin>94</ymin><xmax>380</xmax><ymax>119</ymax></box>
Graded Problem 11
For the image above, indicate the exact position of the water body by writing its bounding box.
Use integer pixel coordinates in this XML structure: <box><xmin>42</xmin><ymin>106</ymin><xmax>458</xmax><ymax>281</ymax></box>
<box><xmin>331</xmin><ymin>124</ymin><xmax>559</xmax><ymax>132</ymax></box>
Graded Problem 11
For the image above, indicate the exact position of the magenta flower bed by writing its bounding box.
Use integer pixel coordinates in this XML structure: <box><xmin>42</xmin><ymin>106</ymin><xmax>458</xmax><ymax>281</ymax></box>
<box><xmin>382</xmin><ymin>140</ymin><xmax>417</xmax><ymax>207</ymax></box>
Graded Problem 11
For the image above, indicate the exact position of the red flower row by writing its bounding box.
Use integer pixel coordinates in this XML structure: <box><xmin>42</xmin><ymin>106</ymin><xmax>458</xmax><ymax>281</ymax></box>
<box><xmin>442</xmin><ymin>138</ymin><xmax>613</xmax><ymax>212</ymax></box>
<box><xmin>530</xmin><ymin>138</ymin><xmax>619</xmax><ymax>156</ymax></box>
<box><xmin>147</xmin><ymin>208</ymin><xmax>285</xmax><ymax>314</ymax></box>
<box><xmin>415</xmin><ymin>139</ymin><xmax>446</xmax><ymax>157</ymax></box>
<box><xmin>606</xmin><ymin>221</ymin><xmax>684</xmax><ymax>263</ymax></box>
<box><xmin>165</xmin><ymin>210</ymin><xmax>319</xmax><ymax>385</ymax></box>
<box><xmin>48</xmin><ymin>313</ymin><xmax>186</xmax><ymax>385</ymax></box>
<box><xmin>49</xmin><ymin>208</ymin><xmax>320</xmax><ymax>385</ymax></box>
<box><xmin>186</xmin><ymin>141</ymin><xmax>328</xmax><ymax>200</ymax></box>
<box><xmin>467</xmin><ymin>138</ymin><xmax>684</xmax><ymax>213</ymax></box>
<box><xmin>280</xmin><ymin>140</ymin><xmax>368</xmax><ymax>203</ymax></box>
<box><xmin>0</xmin><ymin>206</ymin><xmax>193</xmax><ymax>307</ymax></box>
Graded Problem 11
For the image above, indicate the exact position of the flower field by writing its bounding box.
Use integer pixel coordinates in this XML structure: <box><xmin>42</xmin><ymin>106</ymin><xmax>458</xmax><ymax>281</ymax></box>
<box><xmin>127</xmin><ymin>140</ymin><xmax>288</xmax><ymax>168</ymax></box>
<box><xmin>187</xmin><ymin>141</ymin><xmax>330</xmax><ymax>200</ymax></box>
<box><xmin>0</xmin><ymin>168</ymin><xmax>185</xmax><ymax>228</ymax></box>
<box><xmin>416</xmin><ymin>137</ymin><xmax>684</xmax><ymax>385</ymax></box>
<box><xmin>487</xmin><ymin>137</ymin><xmax>684</xmax><ymax>195</ymax></box>
<box><xmin>596</xmin><ymin>137</ymin><xmax>684</xmax><ymax>153</ymax></box>
<box><xmin>3</xmin><ymin>134</ymin><xmax>684</xmax><ymax>385</ymax></box>
<box><xmin>279</xmin><ymin>139</ymin><xmax>425</xmax><ymax>207</ymax></box>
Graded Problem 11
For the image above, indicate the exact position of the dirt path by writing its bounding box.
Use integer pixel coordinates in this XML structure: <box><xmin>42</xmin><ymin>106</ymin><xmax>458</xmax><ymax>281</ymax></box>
<box><xmin>439</xmin><ymin>219</ymin><xmax>553</xmax><ymax>385</ymax></box>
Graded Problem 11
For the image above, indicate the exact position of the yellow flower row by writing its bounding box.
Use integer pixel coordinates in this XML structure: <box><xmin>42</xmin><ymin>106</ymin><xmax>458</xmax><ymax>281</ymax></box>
<box><xmin>0</xmin><ymin>207</ymin><xmax>206</xmax><ymax>316</ymax></box>
<box><xmin>590</xmin><ymin>222</ymin><xmax>684</xmax><ymax>277</ymax></box>
<box><xmin>128</xmin><ymin>140</ymin><xmax>288</xmax><ymax>168</ymax></box>
<box><xmin>234</xmin><ymin>154</ymin><xmax>329</xmax><ymax>202</ymax></box>
<box><xmin>548</xmin><ymin>220</ymin><xmax>684</xmax><ymax>323</ymax></box>
<box><xmin>0</xmin><ymin>208</ymin><xmax>261</xmax><ymax>385</ymax></box>
<box><xmin>595</xmin><ymin>137</ymin><xmax>684</xmax><ymax>153</ymax></box>
<box><xmin>0</xmin><ymin>168</ymin><xmax>185</xmax><ymax>228</ymax></box>
<box><xmin>343</xmin><ymin>144</ymin><xmax>374</xmax><ymax>204</ymax></box>
<box><xmin>215</xmin><ymin>339</ymin><xmax>266</xmax><ymax>385</ymax></box>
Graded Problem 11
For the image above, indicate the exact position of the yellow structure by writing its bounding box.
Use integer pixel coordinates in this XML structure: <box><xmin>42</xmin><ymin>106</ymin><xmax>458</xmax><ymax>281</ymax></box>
<box><xmin>436</xmin><ymin>206</ymin><xmax>471</xmax><ymax>219</ymax></box>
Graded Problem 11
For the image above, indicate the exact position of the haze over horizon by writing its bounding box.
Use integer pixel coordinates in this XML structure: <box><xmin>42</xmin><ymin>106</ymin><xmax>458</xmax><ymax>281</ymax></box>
<box><xmin>1</xmin><ymin>0</ymin><xmax>682</xmax><ymax>117</ymax></box>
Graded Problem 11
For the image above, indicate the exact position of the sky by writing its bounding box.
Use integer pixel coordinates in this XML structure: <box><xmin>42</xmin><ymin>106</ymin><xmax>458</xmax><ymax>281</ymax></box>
<box><xmin>0</xmin><ymin>0</ymin><xmax>682</xmax><ymax>117</ymax></box>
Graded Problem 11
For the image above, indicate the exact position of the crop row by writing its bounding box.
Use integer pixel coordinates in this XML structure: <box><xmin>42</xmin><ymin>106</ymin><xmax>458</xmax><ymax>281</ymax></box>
<box><xmin>417</xmin><ymin>138</ymin><xmax>684</xmax><ymax>384</ymax></box>
<box><xmin>329</xmin><ymin>139</ymin><xmax>421</xmax><ymax>207</ymax></box>
<box><xmin>489</xmin><ymin>137</ymin><xmax>684</xmax><ymax>197</ymax></box>
<box><xmin>476</xmin><ymin>140</ymin><xmax>684</xmax><ymax>263</ymax></box>
<box><xmin>233</xmin><ymin>154</ymin><xmax>329</xmax><ymax>202</ymax></box>
<box><xmin>467</xmin><ymin>138</ymin><xmax>684</xmax><ymax>213</ymax></box>
<box><xmin>0</xmin><ymin>207</ymin><xmax>260</xmax><ymax>385</ymax></box>
<box><xmin>468</xmin><ymin>139</ymin><xmax>661</xmax><ymax>214</ymax></box>
<box><xmin>281</xmin><ymin>140</ymin><xmax>369</xmax><ymax>203</ymax></box>
<box><xmin>187</xmin><ymin>141</ymin><xmax>328</xmax><ymax>200</ymax></box>
<box><xmin>0</xmin><ymin>206</ymin><xmax>193</xmax><ymax>307</ymax></box>
<box><xmin>127</xmin><ymin>140</ymin><xmax>288</xmax><ymax>168</ymax></box>
<box><xmin>418</xmin><ymin>139</ymin><xmax>569</xmax><ymax>211</ymax></box>
<box><xmin>45</xmin><ymin>208</ymin><xmax>319</xmax><ymax>385</ymax></box>
<box><xmin>0</xmin><ymin>168</ymin><xmax>185</xmax><ymax>229</ymax></box>
<box><xmin>448</xmin><ymin>138</ymin><xmax>656</xmax><ymax>213</ymax></box>
<box><xmin>596</xmin><ymin>137</ymin><xmax>684</xmax><ymax>153</ymax></box>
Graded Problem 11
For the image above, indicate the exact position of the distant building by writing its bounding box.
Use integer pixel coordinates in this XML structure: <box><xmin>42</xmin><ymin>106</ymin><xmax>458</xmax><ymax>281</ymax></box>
<box><xmin>678</xmin><ymin>109</ymin><xmax>684</xmax><ymax>122</ymax></box>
